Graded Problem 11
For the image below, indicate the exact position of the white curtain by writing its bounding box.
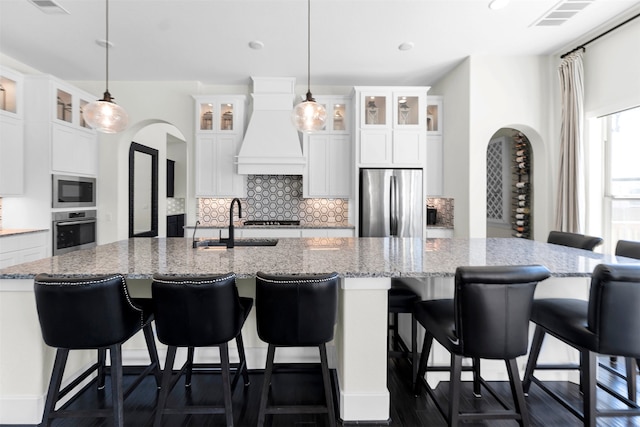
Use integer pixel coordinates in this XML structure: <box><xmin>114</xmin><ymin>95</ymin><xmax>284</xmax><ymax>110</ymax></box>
<box><xmin>555</xmin><ymin>51</ymin><xmax>585</xmax><ymax>232</ymax></box>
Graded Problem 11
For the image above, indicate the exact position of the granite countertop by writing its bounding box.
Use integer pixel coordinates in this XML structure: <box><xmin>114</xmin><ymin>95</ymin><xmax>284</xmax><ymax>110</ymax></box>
<box><xmin>0</xmin><ymin>229</ymin><xmax>49</xmax><ymax>237</ymax></box>
<box><xmin>1</xmin><ymin>237</ymin><xmax>634</xmax><ymax>280</ymax></box>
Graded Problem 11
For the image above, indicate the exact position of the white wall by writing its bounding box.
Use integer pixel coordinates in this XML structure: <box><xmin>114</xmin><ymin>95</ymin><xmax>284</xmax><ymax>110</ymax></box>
<box><xmin>432</xmin><ymin>55</ymin><xmax>554</xmax><ymax>240</ymax></box>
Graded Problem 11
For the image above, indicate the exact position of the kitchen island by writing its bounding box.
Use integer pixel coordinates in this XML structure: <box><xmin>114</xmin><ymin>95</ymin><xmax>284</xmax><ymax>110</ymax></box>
<box><xmin>0</xmin><ymin>237</ymin><xmax>636</xmax><ymax>424</ymax></box>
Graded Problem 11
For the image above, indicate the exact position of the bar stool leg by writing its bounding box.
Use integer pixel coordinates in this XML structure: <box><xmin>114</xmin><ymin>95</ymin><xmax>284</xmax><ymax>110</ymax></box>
<box><xmin>257</xmin><ymin>344</ymin><xmax>276</xmax><ymax>427</ymax></box>
<box><xmin>185</xmin><ymin>346</ymin><xmax>195</xmax><ymax>387</ymax></box>
<box><xmin>142</xmin><ymin>323</ymin><xmax>162</xmax><ymax>388</ymax></box>
<box><xmin>109</xmin><ymin>343</ymin><xmax>124</xmax><ymax>427</ymax></box>
<box><xmin>582</xmin><ymin>350</ymin><xmax>597</xmax><ymax>427</ymax></box>
<box><xmin>41</xmin><ymin>349</ymin><xmax>69</xmax><ymax>427</ymax></box>
<box><xmin>97</xmin><ymin>348</ymin><xmax>107</xmax><ymax>389</ymax></box>
<box><xmin>154</xmin><ymin>346</ymin><xmax>177</xmax><ymax>427</ymax></box>
<box><xmin>319</xmin><ymin>343</ymin><xmax>336</xmax><ymax>427</ymax></box>
<box><xmin>411</xmin><ymin>314</ymin><xmax>418</xmax><ymax>387</ymax></box>
<box><xmin>523</xmin><ymin>326</ymin><xmax>545</xmax><ymax>393</ymax></box>
<box><xmin>625</xmin><ymin>357</ymin><xmax>637</xmax><ymax>402</ymax></box>
<box><xmin>449</xmin><ymin>354</ymin><xmax>463</xmax><ymax>426</ymax></box>
<box><xmin>219</xmin><ymin>343</ymin><xmax>234</xmax><ymax>427</ymax></box>
<box><xmin>472</xmin><ymin>358</ymin><xmax>481</xmax><ymax>397</ymax></box>
<box><xmin>236</xmin><ymin>333</ymin><xmax>250</xmax><ymax>387</ymax></box>
<box><xmin>506</xmin><ymin>358</ymin><xmax>529</xmax><ymax>427</ymax></box>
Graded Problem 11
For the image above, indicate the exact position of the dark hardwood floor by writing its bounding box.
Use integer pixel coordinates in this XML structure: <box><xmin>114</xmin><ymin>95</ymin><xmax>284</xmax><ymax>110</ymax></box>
<box><xmin>11</xmin><ymin>356</ymin><xmax>640</xmax><ymax>427</ymax></box>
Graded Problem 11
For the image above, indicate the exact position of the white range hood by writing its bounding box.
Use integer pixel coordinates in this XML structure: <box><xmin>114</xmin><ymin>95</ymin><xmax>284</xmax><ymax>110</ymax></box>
<box><xmin>236</xmin><ymin>77</ymin><xmax>305</xmax><ymax>175</ymax></box>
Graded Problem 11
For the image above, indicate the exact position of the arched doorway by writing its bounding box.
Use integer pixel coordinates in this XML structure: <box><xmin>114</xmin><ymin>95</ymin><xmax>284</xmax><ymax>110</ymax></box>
<box><xmin>486</xmin><ymin>128</ymin><xmax>533</xmax><ymax>239</ymax></box>
<box><xmin>128</xmin><ymin>123</ymin><xmax>187</xmax><ymax>238</ymax></box>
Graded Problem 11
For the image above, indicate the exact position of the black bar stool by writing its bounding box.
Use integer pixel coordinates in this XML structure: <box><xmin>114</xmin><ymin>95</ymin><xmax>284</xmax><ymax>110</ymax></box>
<box><xmin>547</xmin><ymin>230</ymin><xmax>603</xmax><ymax>251</ymax></box>
<box><xmin>255</xmin><ymin>271</ymin><xmax>338</xmax><ymax>427</ymax></box>
<box><xmin>413</xmin><ymin>265</ymin><xmax>551</xmax><ymax>427</ymax></box>
<box><xmin>523</xmin><ymin>264</ymin><xmax>640</xmax><ymax>426</ymax></box>
<box><xmin>151</xmin><ymin>273</ymin><xmax>252</xmax><ymax>427</ymax></box>
<box><xmin>389</xmin><ymin>278</ymin><xmax>420</xmax><ymax>386</ymax></box>
<box><xmin>34</xmin><ymin>273</ymin><xmax>161</xmax><ymax>427</ymax></box>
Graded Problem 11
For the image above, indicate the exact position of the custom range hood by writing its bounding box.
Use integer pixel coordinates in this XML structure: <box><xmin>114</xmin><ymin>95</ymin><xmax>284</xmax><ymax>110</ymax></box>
<box><xmin>236</xmin><ymin>77</ymin><xmax>305</xmax><ymax>175</ymax></box>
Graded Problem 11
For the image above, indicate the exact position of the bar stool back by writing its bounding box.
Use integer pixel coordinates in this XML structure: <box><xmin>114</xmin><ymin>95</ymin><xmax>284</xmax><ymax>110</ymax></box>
<box><xmin>255</xmin><ymin>271</ymin><xmax>338</xmax><ymax>427</ymax></box>
<box><xmin>523</xmin><ymin>264</ymin><xmax>640</xmax><ymax>426</ymax></box>
<box><xmin>413</xmin><ymin>265</ymin><xmax>551</xmax><ymax>427</ymax></box>
<box><xmin>151</xmin><ymin>273</ymin><xmax>252</xmax><ymax>427</ymax></box>
<box><xmin>34</xmin><ymin>273</ymin><xmax>161</xmax><ymax>427</ymax></box>
<box><xmin>547</xmin><ymin>231</ymin><xmax>603</xmax><ymax>251</ymax></box>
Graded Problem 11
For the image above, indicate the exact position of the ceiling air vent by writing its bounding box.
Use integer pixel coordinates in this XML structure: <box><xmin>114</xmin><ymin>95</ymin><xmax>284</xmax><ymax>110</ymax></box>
<box><xmin>27</xmin><ymin>0</ymin><xmax>70</xmax><ymax>14</ymax></box>
<box><xmin>532</xmin><ymin>0</ymin><xmax>595</xmax><ymax>26</ymax></box>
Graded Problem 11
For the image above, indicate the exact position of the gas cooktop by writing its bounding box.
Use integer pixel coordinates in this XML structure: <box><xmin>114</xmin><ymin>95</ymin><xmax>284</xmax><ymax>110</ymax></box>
<box><xmin>243</xmin><ymin>220</ymin><xmax>301</xmax><ymax>226</ymax></box>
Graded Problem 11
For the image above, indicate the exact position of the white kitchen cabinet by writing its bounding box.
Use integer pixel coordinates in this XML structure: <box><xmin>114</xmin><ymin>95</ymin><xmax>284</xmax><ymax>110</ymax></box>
<box><xmin>353</xmin><ymin>87</ymin><xmax>428</xmax><ymax>168</ymax></box>
<box><xmin>304</xmin><ymin>134</ymin><xmax>351</xmax><ymax>198</ymax></box>
<box><xmin>426</xmin><ymin>135</ymin><xmax>443</xmax><ymax>195</ymax></box>
<box><xmin>24</xmin><ymin>75</ymin><xmax>99</xmax><ymax>177</ymax></box>
<box><xmin>51</xmin><ymin>123</ymin><xmax>98</xmax><ymax>176</ymax></box>
<box><xmin>194</xmin><ymin>95</ymin><xmax>246</xmax><ymax>197</ymax></box>
<box><xmin>303</xmin><ymin>95</ymin><xmax>352</xmax><ymax>198</ymax></box>
<box><xmin>0</xmin><ymin>115</ymin><xmax>24</xmax><ymax>195</ymax></box>
<box><xmin>0</xmin><ymin>66</ymin><xmax>24</xmax><ymax>196</ymax></box>
<box><xmin>0</xmin><ymin>231</ymin><xmax>48</xmax><ymax>268</ymax></box>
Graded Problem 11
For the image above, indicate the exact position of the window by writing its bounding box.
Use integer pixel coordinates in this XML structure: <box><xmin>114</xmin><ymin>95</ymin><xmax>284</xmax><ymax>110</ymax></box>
<box><xmin>603</xmin><ymin>106</ymin><xmax>640</xmax><ymax>250</ymax></box>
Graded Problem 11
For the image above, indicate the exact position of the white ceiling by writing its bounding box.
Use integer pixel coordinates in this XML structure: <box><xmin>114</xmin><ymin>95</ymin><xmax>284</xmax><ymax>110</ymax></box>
<box><xmin>1</xmin><ymin>0</ymin><xmax>639</xmax><ymax>87</ymax></box>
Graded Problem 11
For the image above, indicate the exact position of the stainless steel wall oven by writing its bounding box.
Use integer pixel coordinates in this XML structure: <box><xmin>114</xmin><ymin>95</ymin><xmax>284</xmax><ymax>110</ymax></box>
<box><xmin>52</xmin><ymin>174</ymin><xmax>96</xmax><ymax>208</ymax></box>
<box><xmin>52</xmin><ymin>210</ymin><xmax>97</xmax><ymax>255</ymax></box>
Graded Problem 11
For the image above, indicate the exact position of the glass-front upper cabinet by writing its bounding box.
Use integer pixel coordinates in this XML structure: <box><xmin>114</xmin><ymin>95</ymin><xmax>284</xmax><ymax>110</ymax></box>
<box><xmin>359</xmin><ymin>92</ymin><xmax>389</xmax><ymax>127</ymax></box>
<box><xmin>0</xmin><ymin>71</ymin><xmax>20</xmax><ymax>116</ymax></box>
<box><xmin>393</xmin><ymin>92</ymin><xmax>425</xmax><ymax>129</ymax></box>
<box><xmin>194</xmin><ymin>95</ymin><xmax>245</xmax><ymax>134</ymax></box>
<box><xmin>426</xmin><ymin>95</ymin><xmax>443</xmax><ymax>135</ymax></box>
<box><xmin>395</xmin><ymin>95</ymin><xmax>420</xmax><ymax>126</ymax></box>
<box><xmin>51</xmin><ymin>80</ymin><xmax>97</xmax><ymax>130</ymax></box>
<box><xmin>79</xmin><ymin>98</ymin><xmax>91</xmax><ymax>129</ymax></box>
<box><xmin>314</xmin><ymin>95</ymin><xmax>350</xmax><ymax>133</ymax></box>
<box><xmin>198</xmin><ymin>101</ymin><xmax>236</xmax><ymax>132</ymax></box>
<box><xmin>56</xmin><ymin>89</ymin><xmax>72</xmax><ymax>123</ymax></box>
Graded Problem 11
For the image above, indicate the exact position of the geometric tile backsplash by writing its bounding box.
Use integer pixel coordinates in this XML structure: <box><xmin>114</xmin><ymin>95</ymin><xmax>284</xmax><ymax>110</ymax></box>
<box><xmin>198</xmin><ymin>175</ymin><xmax>349</xmax><ymax>226</ymax></box>
<box><xmin>426</xmin><ymin>197</ymin><xmax>454</xmax><ymax>228</ymax></box>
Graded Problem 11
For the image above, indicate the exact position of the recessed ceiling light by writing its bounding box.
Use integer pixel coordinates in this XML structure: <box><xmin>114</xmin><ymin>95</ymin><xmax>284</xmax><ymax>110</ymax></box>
<box><xmin>398</xmin><ymin>42</ymin><xmax>414</xmax><ymax>51</ymax></box>
<box><xmin>248</xmin><ymin>40</ymin><xmax>264</xmax><ymax>50</ymax></box>
<box><xmin>96</xmin><ymin>39</ymin><xmax>114</xmax><ymax>48</ymax></box>
<box><xmin>489</xmin><ymin>0</ymin><xmax>510</xmax><ymax>10</ymax></box>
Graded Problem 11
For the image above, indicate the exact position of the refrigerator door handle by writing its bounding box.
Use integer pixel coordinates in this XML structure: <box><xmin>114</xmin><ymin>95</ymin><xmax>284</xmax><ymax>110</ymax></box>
<box><xmin>390</xmin><ymin>175</ymin><xmax>398</xmax><ymax>236</ymax></box>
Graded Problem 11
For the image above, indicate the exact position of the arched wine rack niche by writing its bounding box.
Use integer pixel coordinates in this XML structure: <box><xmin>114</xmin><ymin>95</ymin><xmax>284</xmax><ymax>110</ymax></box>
<box><xmin>512</xmin><ymin>132</ymin><xmax>532</xmax><ymax>239</ymax></box>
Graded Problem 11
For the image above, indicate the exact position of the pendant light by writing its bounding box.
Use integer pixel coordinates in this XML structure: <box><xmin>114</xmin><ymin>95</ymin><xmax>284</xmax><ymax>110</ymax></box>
<box><xmin>291</xmin><ymin>0</ymin><xmax>326</xmax><ymax>133</ymax></box>
<box><xmin>83</xmin><ymin>0</ymin><xmax>128</xmax><ymax>134</ymax></box>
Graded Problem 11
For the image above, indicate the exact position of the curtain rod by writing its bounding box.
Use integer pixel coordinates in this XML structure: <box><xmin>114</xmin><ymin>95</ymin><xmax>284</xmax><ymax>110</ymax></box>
<box><xmin>560</xmin><ymin>12</ymin><xmax>640</xmax><ymax>58</ymax></box>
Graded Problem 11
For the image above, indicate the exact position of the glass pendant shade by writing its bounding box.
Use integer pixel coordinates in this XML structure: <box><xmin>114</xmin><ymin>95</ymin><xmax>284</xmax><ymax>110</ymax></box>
<box><xmin>83</xmin><ymin>91</ymin><xmax>129</xmax><ymax>134</ymax></box>
<box><xmin>292</xmin><ymin>92</ymin><xmax>327</xmax><ymax>132</ymax></box>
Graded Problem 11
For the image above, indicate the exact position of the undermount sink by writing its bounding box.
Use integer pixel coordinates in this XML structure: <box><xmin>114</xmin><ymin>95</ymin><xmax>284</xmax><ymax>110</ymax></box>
<box><xmin>194</xmin><ymin>239</ymin><xmax>278</xmax><ymax>248</ymax></box>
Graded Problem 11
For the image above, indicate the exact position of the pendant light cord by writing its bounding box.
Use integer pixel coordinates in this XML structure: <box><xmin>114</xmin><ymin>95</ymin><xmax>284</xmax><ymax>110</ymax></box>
<box><xmin>306</xmin><ymin>0</ymin><xmax>311</xmax><ymax>93</ymax></box>
<box><xmin>105</xmin><ymin>0</ymin><xmax>110</xmax><ymax>93</ymax></box>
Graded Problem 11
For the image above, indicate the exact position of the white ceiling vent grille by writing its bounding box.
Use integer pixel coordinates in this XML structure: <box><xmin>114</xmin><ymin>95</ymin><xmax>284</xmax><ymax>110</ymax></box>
<box><xmin>27</xmin><ymin>0</ymin><xmax>70</xmax><ymax>14</ymax></box>
<box><xmin>532</xmin><ymin>0</ymin><xmax>596</xmax><ymax>27</ymax></box>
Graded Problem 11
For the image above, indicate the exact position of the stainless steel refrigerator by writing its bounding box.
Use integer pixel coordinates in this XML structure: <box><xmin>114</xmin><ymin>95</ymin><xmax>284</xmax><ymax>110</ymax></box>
<box><xmin>359</xmin><ymin>168</ymin><xmax>423</xmax><ymax>237</ymax></box>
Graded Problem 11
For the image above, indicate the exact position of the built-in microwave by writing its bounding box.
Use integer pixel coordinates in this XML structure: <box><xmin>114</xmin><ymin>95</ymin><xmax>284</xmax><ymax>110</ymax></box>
<box><xmin>52</xmin><ymin>174</ymin><xmax>96</xmax><ymax>208</ymax></box>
